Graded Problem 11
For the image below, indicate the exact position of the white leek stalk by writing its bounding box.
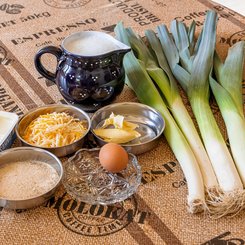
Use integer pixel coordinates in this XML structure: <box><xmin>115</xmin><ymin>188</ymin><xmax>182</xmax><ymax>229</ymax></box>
<box><xmin>145</xmin><ymin>29</ymin><xmax>218</xmax><ymax>191</ymax></box>
<box><xmin>210</xmin><ymin>41</ymin><xmax>245</xmax><ymax>186</ymax></box>
<box><xmin>115</xmin><ymin>22</ymin><xmax>205</xmax><ymax>213</ymax></box>
<box><xmin>121</xmin><ymin>25</ymin><xmax>218</xmax><ymax>192</ymax></box>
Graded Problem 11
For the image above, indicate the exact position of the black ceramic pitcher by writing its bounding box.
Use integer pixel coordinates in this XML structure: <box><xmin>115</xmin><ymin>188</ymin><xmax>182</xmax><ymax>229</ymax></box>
<box><xmin>34</xmin><ymin>31</ymin><xmax>131</xmax><ymax>112</ymax></box>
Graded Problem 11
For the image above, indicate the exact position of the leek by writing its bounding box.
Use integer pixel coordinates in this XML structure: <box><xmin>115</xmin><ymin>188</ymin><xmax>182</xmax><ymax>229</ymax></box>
<box><xmin>115</xmin><ymin>22</ymin><xmax>205</xmax><ymax>213</ymax></box>
<box><xmin>123</xmin><ymin>25</ymin><xmax>218</xmax><ymax>192</ymax></box>
<box><xmin>144</xmin><ymin>29</ymin><xmax>218</xmax><ymax>191</ymax></box>
<box><xmin>157</xmin><ymin>10</ymin><xmax>244</xmax><ymax>216</ymax></box>
<box><xmin>210</xmin><ymin>41</ymin><xmax>245</xmax><ymax>186</ymax></box>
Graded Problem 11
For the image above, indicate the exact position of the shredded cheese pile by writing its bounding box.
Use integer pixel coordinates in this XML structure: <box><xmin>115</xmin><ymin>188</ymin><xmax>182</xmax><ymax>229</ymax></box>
<box><xmin>23</xmin><ymin>112</ymin><xmax>87</xmax><ymax>147</ymax></box>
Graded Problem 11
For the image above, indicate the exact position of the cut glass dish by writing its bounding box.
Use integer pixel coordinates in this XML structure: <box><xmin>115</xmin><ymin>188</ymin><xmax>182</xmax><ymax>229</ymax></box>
<box><xmin>63</xmin><ymin>148</ymin><xmax>142</xmax><ymax>205</ymax></box>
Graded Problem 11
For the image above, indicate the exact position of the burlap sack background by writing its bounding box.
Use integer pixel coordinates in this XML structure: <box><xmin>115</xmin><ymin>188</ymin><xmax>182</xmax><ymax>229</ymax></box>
<box><xmin>0</xmin><ymin>0</ymin><xmax>245</xmax><ymax>244</ymax></box>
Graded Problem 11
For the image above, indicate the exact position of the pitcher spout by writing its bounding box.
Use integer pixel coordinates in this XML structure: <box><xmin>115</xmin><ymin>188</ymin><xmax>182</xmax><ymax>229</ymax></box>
<box><xmin>113</xmin><ymin>40</ymin><xmax>131</xmax><ymax>54</ymax></box>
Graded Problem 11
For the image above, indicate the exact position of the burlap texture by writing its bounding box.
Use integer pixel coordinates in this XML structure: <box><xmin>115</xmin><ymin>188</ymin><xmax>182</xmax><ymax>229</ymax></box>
<box><xmin>0</xmin><ymin>0</ymin><xmax>245</xmax><ymax>244</ymax></box>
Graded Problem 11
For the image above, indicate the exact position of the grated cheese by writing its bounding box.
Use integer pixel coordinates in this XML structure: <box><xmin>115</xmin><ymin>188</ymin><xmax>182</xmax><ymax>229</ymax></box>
<box><xmin>23</xmin><ymin>112</ymin><xmax>87</xmax><ymax>147</ymax></box>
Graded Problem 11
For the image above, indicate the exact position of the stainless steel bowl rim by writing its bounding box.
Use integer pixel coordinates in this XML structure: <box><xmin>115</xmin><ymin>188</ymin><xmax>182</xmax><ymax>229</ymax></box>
<box><xmin>15</xmin><ymin>104</ymin><xmax>91</xmax><ymax>150</ymax></box>
<box><xmin>0</xmin><ymin>146</ymin><xmax>63</xmax><ymax>202</ymax></box>
<box><xmin>91</xmin><ymin>102</ymin><xmax>165</xmax><ymax>146</ymax></box>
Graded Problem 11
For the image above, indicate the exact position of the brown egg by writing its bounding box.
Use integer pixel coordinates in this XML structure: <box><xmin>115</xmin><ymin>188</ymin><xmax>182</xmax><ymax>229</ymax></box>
<box><xmin>99</xmin><ymin>143</ymin><xmax>128</xmax><ymax>173</ymax></box>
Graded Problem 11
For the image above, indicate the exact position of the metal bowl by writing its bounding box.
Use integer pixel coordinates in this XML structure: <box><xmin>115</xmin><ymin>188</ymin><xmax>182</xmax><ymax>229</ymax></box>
<box><xmin>91</xmin><ymin>102</ymin><xmax>165</xmax><ymax>155</ymax></box>
<box><xmin>0</xmin><ymin>147</ymin><xmax>63</xmax><ymax>209</ymax></box>
<box><xmin>15</xmin><ymin>104</ymin><xmax>91</xmax><ymax>157</ymax></box>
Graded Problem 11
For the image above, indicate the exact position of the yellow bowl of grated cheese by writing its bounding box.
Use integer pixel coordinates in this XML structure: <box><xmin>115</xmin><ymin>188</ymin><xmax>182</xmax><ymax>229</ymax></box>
<box><xmin>15</xmin><ymin>104</ymin><xmax>91</xmax><ymax>157</ymax></box>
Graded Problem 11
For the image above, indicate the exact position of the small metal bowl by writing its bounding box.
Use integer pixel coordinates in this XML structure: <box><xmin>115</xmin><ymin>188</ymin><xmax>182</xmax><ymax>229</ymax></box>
<box><xmin>0</xmin><ymin>147</ymin><xmax>63</xmax><ymax>209</ymax></box>
<box><xmin>15</xmin><ymin>104</ymin><xmax>91</xmax><ymax>157</ymax></box>
<box><xmin>91</xmin><ymin>102</ymin><xmax>165</xmax><ymax>155</ymax></box>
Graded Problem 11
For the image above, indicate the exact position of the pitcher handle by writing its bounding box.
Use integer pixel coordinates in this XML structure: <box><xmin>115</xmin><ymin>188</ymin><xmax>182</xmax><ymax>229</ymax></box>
<box><xmin>34</xmin><ymin>46</ymin><xmax>62</xmax><ymax>82</ymax></box>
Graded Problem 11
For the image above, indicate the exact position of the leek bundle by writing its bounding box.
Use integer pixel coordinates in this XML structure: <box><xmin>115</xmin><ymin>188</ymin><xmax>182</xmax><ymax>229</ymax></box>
<box><xmin>115</xmin><ymin>22</ymin><xmax>205</xmax><ymax>213</ymax></box>
<box><xmin>158</xmin><ymin>10</ymin><xmax>245</xmax><ymax>217</ymax></box>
